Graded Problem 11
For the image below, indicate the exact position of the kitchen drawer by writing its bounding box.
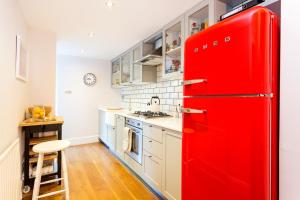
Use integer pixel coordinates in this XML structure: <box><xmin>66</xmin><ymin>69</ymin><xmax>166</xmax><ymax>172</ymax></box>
<box><xmin>143</xmin><ymin>124</ymin><xmax>163</xmax><ymax>143</ymax></box>
<box><xmin>143</xmin><ymin>150</ymin><xmax>162</xmax><ymax>191</ymax></box>
<box><xmin>143</xmin><ymin>136</ymin><xmax>163</xmax><ymax>159</ymax></box>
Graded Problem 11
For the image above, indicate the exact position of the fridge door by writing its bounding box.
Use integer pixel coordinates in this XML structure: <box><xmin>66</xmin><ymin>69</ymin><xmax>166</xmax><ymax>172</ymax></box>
<box><xmin>184</xmin><ymin>7</ymin><xmax>279</xmax><ymax>96</ymax></box>
<box><xmin>182</xmin><ymin>96</ymin><xmax>277</xmax><ymax>200</ymax></box>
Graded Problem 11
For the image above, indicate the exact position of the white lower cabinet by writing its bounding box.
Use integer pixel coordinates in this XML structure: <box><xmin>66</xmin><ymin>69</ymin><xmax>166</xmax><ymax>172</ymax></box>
<box><xmin>115</xmin><ymin>115</ymin><xmax>125</xmax><ymax>159</ymax></box>
<box><xmin>143</xmin><ymin>136</ymin><xmax>163</xmax><ymax>159</ymax></box>
<box><xmin>143</xmin><ymin>150</ymin><xmax>163</xmax><ymax>192</ymax></box>
<box><xmin>163</xmin><ymin>131</ymin><xmax>182</xmax><ymax>200</ymax></box>
<box><xmin>142</xmin><ymin>125</ymin><xmax>182</xmax><ymax>200</ymax></box>
<box><xmin>107</xmin><ymin>125</ymin><xmax>116</xmax><ymax>152</ymax></box>
<box><xmin>106</xmin><ymin>117</ymin><xmax>182</xmax><ymax>200</ymax></box>
<box><xmin>98</xmin><ymin>110</ymin><xmax>108</xmax><ymax>144</ymax></box>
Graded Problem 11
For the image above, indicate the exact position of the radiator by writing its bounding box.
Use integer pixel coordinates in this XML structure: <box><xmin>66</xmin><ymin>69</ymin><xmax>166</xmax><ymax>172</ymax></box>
<box><xmin>0</xmin><ymin>139</ymin><xmax>22</xmax><ymax>200</ymax></box>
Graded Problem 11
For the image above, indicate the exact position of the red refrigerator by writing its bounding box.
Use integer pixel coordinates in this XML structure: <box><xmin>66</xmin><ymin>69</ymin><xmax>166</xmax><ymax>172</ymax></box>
<box><xmin>182</xmin><ymin>7</ymin><xmax>279</xmax><ymax>200</ymax></box>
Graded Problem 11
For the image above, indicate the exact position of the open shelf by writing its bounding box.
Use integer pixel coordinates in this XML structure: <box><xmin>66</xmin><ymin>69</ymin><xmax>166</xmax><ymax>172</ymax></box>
<box><xmin>29</xmin><ymin>153</ymin><xmax>58</xmax><ymax>163</ymax></box>
<box><xmin>29</xmin><ymin>135</ymin><xmax>58</xmax><ymax>145</ymax></box>
<box><xmin>166</xmin><ymin>46</ymin><xmax>181</xmax><ymax>58</ymax></box>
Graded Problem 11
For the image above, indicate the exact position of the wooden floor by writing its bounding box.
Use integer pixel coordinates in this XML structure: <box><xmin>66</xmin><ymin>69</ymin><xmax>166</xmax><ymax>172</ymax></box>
<box><xmin>23</xmin><ymin>143</ymin><xmax>159</xmax><ymax>200</ymax></box>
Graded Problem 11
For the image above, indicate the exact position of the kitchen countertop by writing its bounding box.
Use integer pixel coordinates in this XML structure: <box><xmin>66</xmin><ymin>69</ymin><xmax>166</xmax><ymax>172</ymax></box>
<box><xmin>98</xmin><ymin>107</ymin><xmax>182</xmax><ymax>133</ymax></box>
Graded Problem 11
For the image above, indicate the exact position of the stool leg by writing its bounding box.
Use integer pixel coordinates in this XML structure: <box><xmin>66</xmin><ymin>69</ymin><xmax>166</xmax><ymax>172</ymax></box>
<box><xmin>62</xmin><ymin>150</ymin><xmax>70</xmax><ymax>200</ymax></box>
<box><xmin>32</xmin><ymin>153</ymin><xmax>44</xmax><ymax>200</ymax></box>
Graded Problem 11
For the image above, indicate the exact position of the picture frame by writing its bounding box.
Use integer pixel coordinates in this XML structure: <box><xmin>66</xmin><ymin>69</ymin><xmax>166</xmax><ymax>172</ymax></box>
<box><xmin>15</xmin><ymin>35</ymin><xmax>29</xmax><ymax>82</ymax></box>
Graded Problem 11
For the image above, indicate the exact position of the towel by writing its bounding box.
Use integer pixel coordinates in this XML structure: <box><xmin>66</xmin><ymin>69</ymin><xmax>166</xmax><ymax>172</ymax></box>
<box><xmin>122</xmin><ymin>127</ymin><xmax>133</xmax><ymax>152</ymax></box>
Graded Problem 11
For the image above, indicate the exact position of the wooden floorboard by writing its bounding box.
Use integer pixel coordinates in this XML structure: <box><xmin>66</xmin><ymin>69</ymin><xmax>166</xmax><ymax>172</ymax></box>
<box><xmin>23</xmin><ymin>143</ymin><xmax>159</xmax><ymax>200</ymax></box>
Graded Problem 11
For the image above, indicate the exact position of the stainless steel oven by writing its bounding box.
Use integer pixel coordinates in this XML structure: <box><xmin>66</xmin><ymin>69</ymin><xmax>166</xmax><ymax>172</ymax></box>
<box><xmin>125</xmin><ymin>118</ymin><xmax>143</xmax><ymax>165</ymax></box>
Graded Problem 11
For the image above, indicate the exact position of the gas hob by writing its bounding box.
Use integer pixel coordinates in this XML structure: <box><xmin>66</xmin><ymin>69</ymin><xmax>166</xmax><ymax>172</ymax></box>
<box><xmin>131</xmin><ymin>111</ymin><xmax>172</xmax><ymax>119</ymax></box>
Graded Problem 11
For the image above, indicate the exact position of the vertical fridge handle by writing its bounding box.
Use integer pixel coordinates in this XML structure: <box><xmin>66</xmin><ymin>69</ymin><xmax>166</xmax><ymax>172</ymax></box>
<box><xmin>181</xmin><ymin>79</ymin><xmax>207</xmax><ymax>86</ymax></box>
<box><xmin>181</xmin><ymin>108</ymin><xmax>207</xmax><ymax>114</ymax></box>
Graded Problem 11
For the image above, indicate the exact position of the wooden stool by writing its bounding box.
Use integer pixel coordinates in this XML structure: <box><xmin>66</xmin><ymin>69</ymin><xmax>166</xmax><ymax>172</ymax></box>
<box><xmin>32</xmin><ymin>140</ymin><xmax>70</xmax><ymax>200</ymax></box>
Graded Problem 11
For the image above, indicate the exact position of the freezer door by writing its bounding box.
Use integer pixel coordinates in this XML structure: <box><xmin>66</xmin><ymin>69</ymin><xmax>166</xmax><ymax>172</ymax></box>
<box><xmin>184</xmin><ymin>7</ymin><xmax>279</xmax><ymax>96</ymax></box>
<box><xmin>182</xmin><ymin>96</ymin><xmax>277</xmax><ymax>200</ymax></box>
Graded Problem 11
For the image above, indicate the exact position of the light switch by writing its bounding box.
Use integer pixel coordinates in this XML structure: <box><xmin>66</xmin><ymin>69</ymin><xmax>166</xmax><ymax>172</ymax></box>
<box><xmin>65</xmin><ymin>90</ymin><xmax>72</xmax><ymax>94</ymax></box>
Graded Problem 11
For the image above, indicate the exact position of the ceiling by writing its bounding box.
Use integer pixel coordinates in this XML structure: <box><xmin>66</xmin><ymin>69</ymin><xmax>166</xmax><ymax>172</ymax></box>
<box><xmin>18</xmin><ymin>0</ymin><xmax>201</xmax><ymax>60</ymax></box>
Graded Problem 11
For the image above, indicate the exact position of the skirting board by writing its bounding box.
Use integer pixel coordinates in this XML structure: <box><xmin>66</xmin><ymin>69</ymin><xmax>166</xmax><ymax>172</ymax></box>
<box><xmin>66</xmin><ymin>135</ymin><xmax>99</xmax><ymax>146</ymax></box>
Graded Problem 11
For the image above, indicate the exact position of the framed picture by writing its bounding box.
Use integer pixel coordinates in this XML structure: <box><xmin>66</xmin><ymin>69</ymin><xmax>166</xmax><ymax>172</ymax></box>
<box><xmin>15</xmin><ymin>35</ymin><xmax>29</xmax><ymax>82</ymax></box>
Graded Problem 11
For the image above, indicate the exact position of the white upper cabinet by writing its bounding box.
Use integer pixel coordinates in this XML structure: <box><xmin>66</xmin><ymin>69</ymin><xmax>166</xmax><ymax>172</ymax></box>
<box><xmin>185</xmin><ymin>0</ymin><xmax>210</xmax><ymax>39</ymax></box>
<box><xmin>111</xmin><ymin>58</ymin><xmax>121</xmax><ymax>88</ymax></box>
<box><xmin>132</xmin><ymin>43</ymin><xmax>143</xmax><ymax>83</ymax></box>
<box><xmin>162</xmin><ymin>15</ymin><xmax>185</xmax><ymax>79</ymax></box>
<box><xmin>111</xmin><ymin>0</ymin><xmax>269</xmax><ymax>85</ymax></box>
<box><xmin>120</xmin><ymin>51</ymin><xmax>133</xmax><ymax>86</ymax></box>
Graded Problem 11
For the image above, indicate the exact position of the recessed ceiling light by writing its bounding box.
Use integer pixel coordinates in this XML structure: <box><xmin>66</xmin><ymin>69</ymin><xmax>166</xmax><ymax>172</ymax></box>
<box><xmin>89</xmin><ymin>32</ymin><xmax>95</xmax><ymax>37</ymax></box>
<box><xmin>105</xmin><ymin>1</ymin><xmax>114</xmax><ymax>7</ymax></box>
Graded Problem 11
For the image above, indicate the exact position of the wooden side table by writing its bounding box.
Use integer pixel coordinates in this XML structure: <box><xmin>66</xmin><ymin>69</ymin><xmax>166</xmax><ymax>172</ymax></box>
<box><xmin>19</xmin><ymin>117</ymin><xmax>64</xmax><ymax>193</ymax></box>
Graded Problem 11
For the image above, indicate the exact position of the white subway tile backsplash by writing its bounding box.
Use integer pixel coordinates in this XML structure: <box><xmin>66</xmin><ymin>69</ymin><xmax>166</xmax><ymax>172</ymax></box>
<box><xmin>154</xmin><ymin>88</ymin><xmax>160</xmax><ymax>93</ymax></box>
<box><xmin>170</xmin><ymin>93</ymin><xmax>179</xmax><ymax>98</ymax></box>
<box><xmin>159</xmin><ymin>88</ymin><xmax>167</xmax><ymax>93</ymax></box>
<box><xmin>163</xmin><ymin>105</ymin><xmax>170</xmax><ymax>111</ymax></box>
<box><xmin>171</xmin><ymin>80</ymin><xmax>179</xmax><ymax>86</ymax></box>
<box><xmin>121</xmin><ymin>76</ymin><xmax>183</xmax><ymax>113</ymax></box>
<box><xmin>175</xmin><ymin>86</ymin><xmax>183</xmax><ymax>92</ymax></box>
<box><xmin>166</xmin><ymin>99</ymin><xmax>173</xmax><ymax>105</ymax></box>
<box><xmin>167</xmin><ymin>87</ymin><xmax>175</xmax><ymax>92</ymax></box>
<box><xmin>163</xmin><ymin>93</ymin><xmax>170</xmax><ymax>99</ymax></box>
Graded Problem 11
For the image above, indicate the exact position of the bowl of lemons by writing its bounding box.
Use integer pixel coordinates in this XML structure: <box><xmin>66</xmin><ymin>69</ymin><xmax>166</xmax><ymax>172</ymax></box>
<box><xmin>28</xmin><ymin>106</ymin><xmax>53</xmax><ymax>122</ymax></box>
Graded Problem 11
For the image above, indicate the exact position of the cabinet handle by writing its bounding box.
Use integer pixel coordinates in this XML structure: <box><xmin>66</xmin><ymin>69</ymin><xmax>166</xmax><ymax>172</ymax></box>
<box><xmin>149</xmin><ymin>125</ymin><xmax>153</xmax><ymax>127</ymax></box>
<box><xmin>181</xmin><ymin>79</ymin><xmax>207</xmax><ymax>86</ymax></box>
<box><xmin>148</xmin><ymin>140</ymin><xmax>152</xmax><ymax>143</ymax></box>
<box><xmin>162</xmin><ymin>129</ymin><xmax>166</xmax><ymax>132</ymax></box>
<box><xmin>148</xmin><ymin>155</ymin><xmax>159</xmax><ymax>164</ymax></box>
<box><xmin>181</xmin><ymin>108</ymin><xmax>207</xmax><ymax>114</ymax></box>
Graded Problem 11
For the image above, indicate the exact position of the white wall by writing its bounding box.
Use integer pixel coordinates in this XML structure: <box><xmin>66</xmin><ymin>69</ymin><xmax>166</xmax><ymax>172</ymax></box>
<box><xmin>56</xmin><ymin>55</ymin><xmax>121</xmax><ymax>145</ymax></box>
<box><xmin>0</xmin><ymin>0</ymin><xmax>29</xmax><ymax>153</ymax></box>
<box><xmin>27</xmin><ymin>28</ymin><xmax>56</xmax><ymax>111</ymax></box>
<box><xmin>280</xmin><ymin>1</ymin><xmax>300</xmax><ymax>200</ymax></box>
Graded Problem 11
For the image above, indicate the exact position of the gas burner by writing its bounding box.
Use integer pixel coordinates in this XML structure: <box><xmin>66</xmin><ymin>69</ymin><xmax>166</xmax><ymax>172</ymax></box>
<box><xmin>133</xmin><ymin>111</ymin><xmax>172</xmax><ymax>118</ymax></box>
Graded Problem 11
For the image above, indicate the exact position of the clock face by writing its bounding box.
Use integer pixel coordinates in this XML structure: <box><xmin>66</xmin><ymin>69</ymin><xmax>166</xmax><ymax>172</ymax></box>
<box><xmin>83</xmin><ymin>73</ymin><xmax>97</xmax><ymax>86</ymax></box>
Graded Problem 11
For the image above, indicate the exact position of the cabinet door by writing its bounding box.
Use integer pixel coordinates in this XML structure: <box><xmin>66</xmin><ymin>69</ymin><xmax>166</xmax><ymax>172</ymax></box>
<box><xmin>132</xmin><ymin>44</ymin><xmax>143</xmax><ymax>83</ymax></box>
<box><xmin>116</xmin><ymin>115</ymin><xmax>125</xmax><ymax>159</ymax></box>
<box><xmin>144</xmin><ymin>151</ymin><xmax>162</xmax><ymax>191</ymax></box>
<box><xmin>163</xmin><ymin>15</ymin><xmax>185</xmax><ymax>79</ymax></box>
<box><xmin>164</xmin><ymin>131</ymin><xmax>182</xmax><ymax>200</ymax></box>
<box><xmin>111</xmin><ymin>58</ymin><xmax>121</xmax><ymax>87</ymax></box>
<box><xmin>121</xmin><ymin>51</ymin><xmax>133</xmax><ymax>85</ymax></box>
<box><xmin>107</xmin><ymin>125</ymin><xmax>116</xmax><ymax>152</ymax></box>
<box><xmin>184</xmin><ymin>0</ymin><xmax>209</xmax><ymax>39</ymax></box>
<box><xmin>99</xmin><ymin>110</ymin><xmax>108</xmax><ymax>144</ymax></box>
<box><xmin>143</xmin><ymin>124</ymin><xmax>163</xmax><ymax>143</ymax></box>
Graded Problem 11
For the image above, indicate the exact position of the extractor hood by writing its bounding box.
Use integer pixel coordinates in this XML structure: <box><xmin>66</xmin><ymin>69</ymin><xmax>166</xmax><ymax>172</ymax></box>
<box><xmin>134</xmin><ymin>32</ymin><xmax>163</xmax><ymax>66</ymax></box>
<box><xmin>134</xmin><ymin>47</ymin><xmax>162</xmax><ymax>66</ymax></box>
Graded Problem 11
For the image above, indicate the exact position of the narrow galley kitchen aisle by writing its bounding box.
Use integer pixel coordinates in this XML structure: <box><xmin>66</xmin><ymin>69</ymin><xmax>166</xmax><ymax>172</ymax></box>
<box><xmin>23</xmin><ymin>143</ymin><xmax>158</xmax><ymax>200</ymax></box>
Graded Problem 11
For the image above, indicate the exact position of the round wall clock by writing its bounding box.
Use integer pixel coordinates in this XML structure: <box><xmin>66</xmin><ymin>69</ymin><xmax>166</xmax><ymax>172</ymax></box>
<box><xmin>83</xmin><ymin>73</ymin><xmax>97</xmax><ymax>86</ymax></box>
